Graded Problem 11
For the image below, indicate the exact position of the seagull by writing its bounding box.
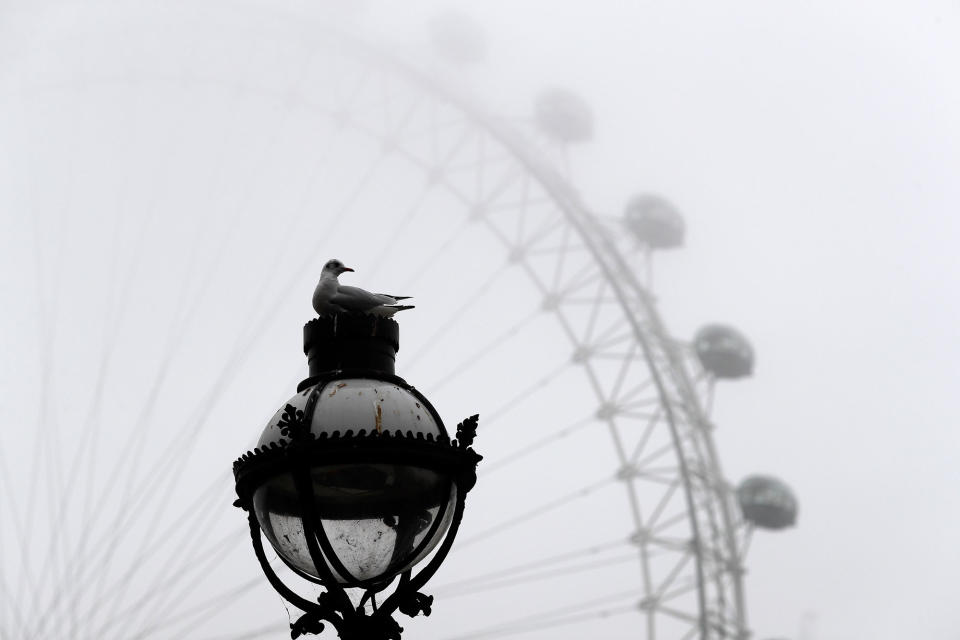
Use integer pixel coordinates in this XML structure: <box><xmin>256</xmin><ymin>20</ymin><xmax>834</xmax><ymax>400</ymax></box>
<box><xmin>312</xmin><ymin>258</ymin><xmax>414</xmax><ymax>317</ymax></box>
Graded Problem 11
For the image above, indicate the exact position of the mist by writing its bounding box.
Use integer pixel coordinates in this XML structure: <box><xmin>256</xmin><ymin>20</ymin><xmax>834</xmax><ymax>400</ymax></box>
<box><xmin>1</xmin><ymin>2</ymin><xmax>958</xmax><ymax>639</ymax></box>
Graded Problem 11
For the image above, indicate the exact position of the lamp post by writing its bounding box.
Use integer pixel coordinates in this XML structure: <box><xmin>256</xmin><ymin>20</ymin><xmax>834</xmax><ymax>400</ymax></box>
<box><xmin>233</xmin><ymin>313</ymin><xmax>482</xmax><ymax>639</ymax></box>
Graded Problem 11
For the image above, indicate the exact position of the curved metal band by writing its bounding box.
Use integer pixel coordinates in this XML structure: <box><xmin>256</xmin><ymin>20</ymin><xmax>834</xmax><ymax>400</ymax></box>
<box><xmin>377</xmin><ymin>486</ymin><xmax>467</xmax><ymax>617</ymax></box>
<box><xmin>247</xmin><ymin>510</ymin><xmax>321</xmax><ymax>614</ymax></box>
<box><xmin>388</xmin><ymin>478</ymin><xmax>454</xmax><ymax>579</ymax></box>
<box><xmin>292</xmin><ymin>463</ymin><xmax>360</xmax><ymax>594</ymax></box>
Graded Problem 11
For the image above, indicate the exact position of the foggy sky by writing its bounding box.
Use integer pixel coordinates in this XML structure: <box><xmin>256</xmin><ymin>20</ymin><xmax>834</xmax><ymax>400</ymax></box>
<box><xmin>1</xmin><ymin>2</ymin><xmax>958</xmax><ymax>640</ymax></box>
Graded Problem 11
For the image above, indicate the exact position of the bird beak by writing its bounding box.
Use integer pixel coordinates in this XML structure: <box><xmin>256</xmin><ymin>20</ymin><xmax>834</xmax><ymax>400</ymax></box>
<box><xmin>342</xmin><ymin>267</ymin><xmax>355</xmax><ymax>273</ymax></box>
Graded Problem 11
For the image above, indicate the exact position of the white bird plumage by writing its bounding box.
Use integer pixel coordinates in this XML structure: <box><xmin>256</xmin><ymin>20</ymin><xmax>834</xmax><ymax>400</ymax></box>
<box><xmin>312</xmin><ymin>258</ymin><xmax>414</xmax><ymax>317</ymax></box>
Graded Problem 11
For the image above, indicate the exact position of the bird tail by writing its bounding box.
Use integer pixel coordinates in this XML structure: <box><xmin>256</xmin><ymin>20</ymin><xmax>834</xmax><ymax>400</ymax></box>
<box><xmin>371</xmin><ymin>304</ymin><xmax>415</xmax><ymax>318</ymax></box>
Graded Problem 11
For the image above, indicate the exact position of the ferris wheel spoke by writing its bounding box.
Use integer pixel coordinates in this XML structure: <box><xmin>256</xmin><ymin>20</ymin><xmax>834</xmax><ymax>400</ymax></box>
<box><xmin>633</xmin><ymin>464</ymin><xmax>682</xmax><ymax>480</ymax></box>
<box><xmin>653</xmin><ymin>548</ymin><xmax>695</xmax><ymax>601</ymax></box>
<box><xmin>434</xmin><ymin>537</ymin><xmax>627</xmax><ymax>595</ymax></box>
<box><xmin>16</xmin><ymin>184</ymin><xmax>80</xmax><ymax>637</ymax></box>
<box><xmin>603</xmin><ymin>340</ymin><xmax>639</xmax><ymax>400</ymax></box>
<box><xmin>624</xmin><ymin>408</ymin><xmax>664</xmax><ymax>463</ymax></box>
<box><xmin>196</xmin><ymin>622</ymin><xmax>287</xmax><ymax>640</ymax></box>
<box><xmin>544</xmin><ymin>257</ymin><xmax>604</xmax><ymax>304</ymax></box>
<box><xmin>478</xmin><ymin>414</ymin><xmax>594</xmax><ymax>478</ymax></box>
<box><xmin>38</xmin><ymin>461</ymin><xmax>221</xmax><ymax>637</ymax></box>
<box><xmin>440</xmin><ymin>587</ymin><xmax>642</xmax><ymax>640</ymax></box>
<box><xmin>657</xmin><ymin>575</ymin><xmax>700</xmax><ymax>604</ymax></box>
<box><xmin>0</xmin><ymin>533</ymin><xmax>26</xmax><ymax>638</ymax></box>
<box><xmin>123</xmin><ymin>534</ymin><xmax>250</xmax><ymax>640</ymax></box>
<box><xmin>574</xmin><ymin>286</ymin><xmax>621</xmax><ymax>349</ymax></box>
<box><xmin>618</xmin><ymin>397</ymin><xmax>669</xmax><ymax>416</ymax></box>
<box><xmin>423</xmin><ymin>309</ymin><xmax>542</xmax><ymax>394</ymax></box>
<box><xmin>91</xmin><ymin>528</ymin><xmax>243</xmax><ymax>640</ymax></box>
<box><xmin>21</xmin><ymin>54</ymin><xmax>267</xmax><ymax>637</ymax></box>
<box><xmin>377</xmin><ymin>73</ymin><xmax>406</xmax><ymax>141</ymax></box>
<box><xmin>513</xmin><ymin>207</ymin><xmax>574</xmax><ymax>260</ymax></box>
<box><xmin>61</xmin><ymin>57</ymin><xmax>300</xmax><ymax>596</ymax></box>
<box><xmin>403</xmin><ymin>261</ymin><xmax>510</xmax><ymax>373</ymax></box>
<box><xmin>323</xmin><ymin>72</ymin><xmax>391</xmax><ymax>134</ymax></box>
<box><xmin>457</xmin><ymin>474</ymin><xmax>615</xmax><ymax>550</ymax></box>
<box><xmin>614</xmin><ymin>377</ymin><xmax>658</xmax><ymax>406</ymax></box>
<box><xmin>645</xmin><ymin>480</ymin><xmax>683</xmax><ymax>532</ymax></box>
<box><xmin>649</xmin><ymin>510</ymin><xmax>690</xmax><ymax>535</ymax></box>
<box><xmin>470</xmin><ymin>168</ymin><xmax>536</xmax><ymax>231</ymax></box>
<box><xmin>455</xmin><ymin>604</ymin><xmax>640</xmax><ymax>640</ymax></box>
<box><xmin>611</xmin><ymin>402</ymin><xmax>661</xmax><ymax>424</ymax></box>
<box><xmin>508</xmin><ymin>174</ymin><xmax>533</xmax><ymax>247</ymax></box>
<box><xmin>400</xmin><ymin>111</ymin><xmax>475</xmax><ymax>152</ymax></box>
<box><xmin>364</xmin><ymin>181</ymin><xmax>436</xmax><ymax>282</ymax></box>
<box><xmin>399</xmin><ymin>218</ymin><xmax>471</xmax><ymax>291</ymax></box>
<box><xmin>436</xmin><ymin>551</ymin><xmax>637</xmax><ymax>599</ymax></box>
<box><xmin>68</xmin><ymin>101</ymin><xmax>314</xmax><ymax>631</ymax></box>
<box><xmin>467</xmin><ymin>159</ymin><xmax>528</xmax><ymax>218</ymax></box>
<box><xmin>47</xmin><ymin>361</ymin><xmax>253</xmax><ymax>620</ymax></box>
<box><xmin>545</xmin><ymin>223</ymin><xmax>576</xmax><ymax>291</ymax></box>
<box><xmin>84</xmin><ymin>482</ymin><xmax>238</xmax><ymax>620</ymax></box>
<box><xmin>481</xmin><ymin>358</ymin><xmax>572</xmax><ymax>428</ymax></box>
<box><xmin>480</xmin><ymin>197</ymin><xmax>555</xmax><ymax>213</ymax></box>
<box><xmin>583</xmin><ymin>322</ymin><xmax>636</xmax><ymax>354</ymax></box>
<box><xmin>74</xmin><ymin>475</ymin><xmax>234</xmax><ymax>630</ymax></box>
<box><xmin>0</xmin><ymin>432</ymin><xmax>29</xmax><ymax>582</ymax></box>
<box><xmin>87</xmin><ymin>479</ymin><xmax>237</xmax><ymax>629</ymax></box>
<box><xmin>426</xmin><ymin>117</ymin><xmax>481</xmax><ymax>180</ymax></box>
<box><xmin>121</xmin><ymin>510</ymin><xmax>247</xmax><ymax>633</ymax></box>
<box><xmin>634</xmin><ymin>441</ymin><xmax>678</xmax><ymax>470</ymax></box>
<box><xmin>360</xmin><ymin>124</ymin><xmax>479</xmax><ymax>285</ymax></box>
<box><xmin>151</xmin><ymin>578</ymin><xmax>275</xmax><ymax>640</ymax></box>
<box><xmin>81</xmin><ymin>447</ymin><xmax>228</xmax><ymax>625</ymax></box>
<box><xmin>54</xmin><ymin>352</ymin><xmax>196</xmax><ymax>616</ymax></box>
<box><xmin>553</xmin><ymin>294</ymin><xmax>620</xmax><ymax>306</ymax></box>
<box><xmin>71</xmin><ymin>476</ymin><xmax>237</xmax><ymax>634</ymax></box>
<box><xmin>53</xmin><ymin>157</ymin><xmax>150</xmax><ymax>602</ymax></box>
<box><xmin>309</xmin><ymin>148</ymin><xmax>390</xmax><ymax>247</ymax></box>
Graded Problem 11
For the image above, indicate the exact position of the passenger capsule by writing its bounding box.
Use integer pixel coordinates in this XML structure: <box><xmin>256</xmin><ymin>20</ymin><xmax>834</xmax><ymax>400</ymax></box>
<box><xmin>429</xmin><ymin>11</ymin><xmax>487</xmax><ymax>64</ymax></box>
<box><xmin>694</xmin><ymin>324</ymin><xmax>754</xmax><ymax>378</ymax></box>
<box><xmin>737</xmin><ymin>475</ymin><xmax>798</xmax><ymax>530</ymax></box>
<box><xmin>534</xmin><ymin>88</ymin><xmax>593</xmax><ymax>143</ymax></box>
<box><xmin>624</xmin><ymin>194</ymin><xmax>685</xmax><ymax>249</ymax></box>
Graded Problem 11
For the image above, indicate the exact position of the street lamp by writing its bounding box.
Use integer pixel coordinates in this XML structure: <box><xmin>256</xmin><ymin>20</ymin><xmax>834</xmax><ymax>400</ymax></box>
<box><xmin>233</xmin><ymin>313</ymin><xmax>482</xmax><ymax>640</ymax></box>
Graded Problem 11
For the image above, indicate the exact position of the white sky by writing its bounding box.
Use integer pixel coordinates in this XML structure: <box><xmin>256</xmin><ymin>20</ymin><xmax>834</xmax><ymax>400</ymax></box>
<box><xmin>1</xmin><ymin>2</ymin><xmax>958</xmax><ymax>639</ymax></box>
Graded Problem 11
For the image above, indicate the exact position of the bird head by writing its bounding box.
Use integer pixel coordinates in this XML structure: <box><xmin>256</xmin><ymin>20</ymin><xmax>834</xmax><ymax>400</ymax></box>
<box><xmin>321</xmin><ymin>258</ymin><xmax>355</xmax><ymax>279</ymax></box>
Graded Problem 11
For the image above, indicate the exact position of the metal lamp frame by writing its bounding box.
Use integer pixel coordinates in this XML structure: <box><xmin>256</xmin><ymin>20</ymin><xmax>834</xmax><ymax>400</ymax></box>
<box><xmin>233</xmin><ymin>313</ymin><xmax>481</xmax><ymax>639</ymax></box>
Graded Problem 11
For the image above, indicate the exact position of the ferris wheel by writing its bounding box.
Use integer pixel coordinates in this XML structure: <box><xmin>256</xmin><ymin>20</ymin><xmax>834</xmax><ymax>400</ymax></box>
<box><xmin>0</xmin><ymin>3</ymin><xmax>798</xmax><ymax>640</ymax></box>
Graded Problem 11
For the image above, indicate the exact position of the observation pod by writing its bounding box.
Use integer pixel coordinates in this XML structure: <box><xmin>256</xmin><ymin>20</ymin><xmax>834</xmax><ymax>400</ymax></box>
<box><xmin>429</xmin><ymin>11</ymin><xmax>487</xmax><ymax>64</ymax></box>
<box><xmin>737</xmin><ymin>475</ymin><xmax>798</xmax><ymax>530</ymax></box>
<box><xmin>694</xmin><ymin>324</ymin><xmax>755</xmax><ymax>378</ymax></box>
<box><xmin>624</xmin><ymin>194</ymin><xmax>685</xmax><ymax>249</ymax></box>
<box><xmin>234</xmin><ymin>314</ymin><xmax>482</xmax><ymax>640</ymax></box>
<box><xmin>534</xmin><ymin>88</ymin><xmax>593</xmax><ymax>143</ymax></box>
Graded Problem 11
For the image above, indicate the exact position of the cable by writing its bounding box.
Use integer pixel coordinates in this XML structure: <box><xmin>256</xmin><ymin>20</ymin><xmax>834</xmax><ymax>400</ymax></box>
<box><xmin>479</xmin><ymin>415</ymin><xmax>594</xmax><ymax>477</ymax></box>
<box><xmin>441</xmin><ymin>587</ymin><xmax>641</xmax><ymax>640</ymax></box>
<box><xmin>457</xmin><ymin>474</ymin><xmax>615</xmax><ymax>549</ymax></box>
<box><xmin>434</xmin><ymin>537</ymin><xmax>627</xmax><ymax>593</ymax></box>
<box><xmin>437</xmin><ymin>552</ymin><xmax>638</xmax><ymax>598</ymax></box>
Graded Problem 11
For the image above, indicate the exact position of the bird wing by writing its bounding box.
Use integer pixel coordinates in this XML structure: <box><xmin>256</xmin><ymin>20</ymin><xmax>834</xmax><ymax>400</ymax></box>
<box><xmin>331</xmin><ymin>285</ymin><xmax>398</xmax><ymax>311</ymax></box>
